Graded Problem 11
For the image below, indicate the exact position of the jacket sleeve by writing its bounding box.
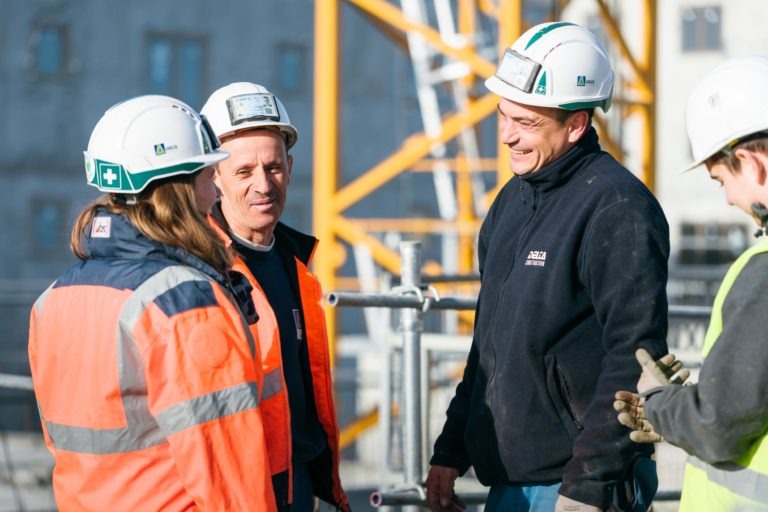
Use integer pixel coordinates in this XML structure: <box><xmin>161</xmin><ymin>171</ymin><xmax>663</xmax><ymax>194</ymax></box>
<box><xmin>430</xmin><ymin>193</ymin><xmax>503</xmax><ymax>473</ymax></box>
<box><xmin>560</xmin><ymin>198</ymin><xmax>670</xmax><ymax>508</ymax></box>
<box><xmin>430</xmin><ymin>339</ymin><xmax>478</xmax><ymax>474</ymax></box>
<box><xmin>645</xmin><ymin>254</ymin><xmax>768</xmax><ymax>464</ymax></box>
<box><xmin>143</xmin><ymin>282</ymin><xmax>277</xmax><ymax>512</ymax></box>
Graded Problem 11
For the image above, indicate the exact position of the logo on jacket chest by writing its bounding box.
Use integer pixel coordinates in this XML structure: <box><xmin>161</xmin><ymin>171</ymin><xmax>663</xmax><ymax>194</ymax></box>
<box><xmin>524</xmin><ymin>250</ymin><xmax>547</xmax><ymax>267</ymax></box>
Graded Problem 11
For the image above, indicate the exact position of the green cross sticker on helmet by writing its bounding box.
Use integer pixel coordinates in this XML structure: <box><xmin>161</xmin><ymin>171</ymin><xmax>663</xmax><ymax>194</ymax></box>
<box><xmin>83</xmin><ymin>95</ymin><xmax>229</xmax><ymax>194</ymax></box>
<box><xmin>486</xmin><ymin>21</ymin><xmax>614</xmax><ymax>112</ymax></box>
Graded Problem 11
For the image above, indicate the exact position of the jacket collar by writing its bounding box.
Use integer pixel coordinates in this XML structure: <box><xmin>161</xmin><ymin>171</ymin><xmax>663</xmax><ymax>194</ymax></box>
<box><xmin>209</xmin><ymin>201</ymin><xmax>318</xmax><ymax>266</ymax></box>
<box><xmin>86</xmin><ymin>208</ymin><xmax>225</xmax><ymax>282</ymax></box>
<box><xmin>519</xmin><ymin>126</ymin><xmax>601</xmax><ymax>193</ymax></box>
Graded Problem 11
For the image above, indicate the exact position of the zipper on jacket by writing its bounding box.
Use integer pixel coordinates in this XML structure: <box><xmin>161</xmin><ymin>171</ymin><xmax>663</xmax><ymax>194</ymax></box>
<box><xmin>486</xmin><ymin>183</ymin><xmax>540</xmax><ymax>384</ymax></box>
<box><xmin>557</xmin><ymin>364</ymin><xmax>583</xmax><ymax>430</ymax></box>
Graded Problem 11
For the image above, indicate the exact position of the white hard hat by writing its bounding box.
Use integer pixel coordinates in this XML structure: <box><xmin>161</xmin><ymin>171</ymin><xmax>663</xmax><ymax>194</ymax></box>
<box><xmin>684</xmin><ymin>56</ymin><xmax>768</xmax><ymax>171</ymax></box>
<box><xmin>84</xmin><ymin>95</ymin><xmax>228</xmax><ymax>194</ymax></box>
<box><xmin>201</xmin><ymin>82</ymin><xmax>298</xmax><ymax>149</ymax></box>
<box><xmin>485</xmin><ymin>22</ymin><xmax>614</xmax><ymax>112</ymax></box>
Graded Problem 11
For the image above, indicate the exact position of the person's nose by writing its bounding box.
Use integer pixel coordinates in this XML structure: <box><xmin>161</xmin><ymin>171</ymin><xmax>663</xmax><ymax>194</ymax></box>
<box><xmin>499</xmin><ymin>118</ymin><xmax>519</xmax><ymax>145</ymax></box>
<box><xmin>250</xmin><ymin>168</ymin><xmax>272</xmax><ymax>195</ymax></box>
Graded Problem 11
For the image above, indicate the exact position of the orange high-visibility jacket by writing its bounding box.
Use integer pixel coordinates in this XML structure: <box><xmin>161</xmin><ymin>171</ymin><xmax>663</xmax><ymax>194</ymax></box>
<box><xmin>29</xmin><ymin>211</ymin><xmax>276</xmax><ymax>512</ymax></box>
<box><xmin>210</xmin><ymin>208</ymin><xmax>349</xmax><ymax>511</ymax></box>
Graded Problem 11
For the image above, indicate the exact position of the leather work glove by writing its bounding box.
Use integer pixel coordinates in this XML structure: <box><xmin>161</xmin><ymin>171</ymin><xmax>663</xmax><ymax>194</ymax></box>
<box><xmin>555</xmin><ymin>495</ymin><xmax>602</xmax><ymax>512</ymax></box>
<box><xmin>613</xmin><ymin>349</ymin><xmax>691</xmax><ymax>443</ymax></box>
<box><xmin>635</xmin><ymin>348</ymin><xmax>690</xmax><ymax>395</ymax></box>
<box><xmin>614</xmin><ymin>390</ymin><xmax>663</xmax><ymax>443</ymax></box>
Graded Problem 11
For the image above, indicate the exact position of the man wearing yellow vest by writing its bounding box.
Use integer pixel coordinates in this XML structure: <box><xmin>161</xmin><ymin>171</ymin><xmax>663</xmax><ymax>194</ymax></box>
<box><xmin>615</xmin><ymin>56</ymin><xmax>768</xmax><ymax>511</ymax></box>
<box><xmin>201</xmin><ymin>83</ymin><xmax>349</xmax><ymax>512</ymax></box>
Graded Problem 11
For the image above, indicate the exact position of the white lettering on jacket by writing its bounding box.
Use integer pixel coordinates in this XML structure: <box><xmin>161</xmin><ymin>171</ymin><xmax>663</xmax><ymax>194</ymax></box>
<box><xmin>525</xmin><ymin>250</ymin><xmax>547</xmax><ymax>267</ymax></box>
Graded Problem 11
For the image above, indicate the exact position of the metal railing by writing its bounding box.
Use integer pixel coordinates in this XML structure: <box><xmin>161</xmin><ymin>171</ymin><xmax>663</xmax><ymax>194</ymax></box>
<box><xmin>329</xmin><ymin>241</ymin><xmax>711</xmax><ymax>509</ymax></box>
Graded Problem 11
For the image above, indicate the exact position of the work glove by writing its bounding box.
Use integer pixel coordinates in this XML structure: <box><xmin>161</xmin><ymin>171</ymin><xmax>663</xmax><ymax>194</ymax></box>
<box><xmin>634</xmin><ymin>348</ymin><xmax>690</xmax><ymax>395</ymax></box>
<box><xmin>613</xmin><ymin>349</ymin><xmax>691</xmax><ymax>443</ymax></box>
<box><xmin>555</xmin><ymin>495</ymin><xmax>601</xmax><ymax>512</ymax></box>
<box><xmin>614</xmin><ymin>390</ymin><xmax>662</xmax><ymax>443</ymax></box>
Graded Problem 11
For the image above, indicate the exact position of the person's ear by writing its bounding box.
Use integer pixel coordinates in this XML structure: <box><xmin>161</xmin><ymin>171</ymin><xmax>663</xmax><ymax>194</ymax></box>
<box><xmin>566</xmin><ymin>110</ymin><xmax>589</xmax><ymax>143</ymax></box>
<box><xmin>734</xmin><ymin>148</ymin><xmax>766</xmax><ymax>185</ymax></box>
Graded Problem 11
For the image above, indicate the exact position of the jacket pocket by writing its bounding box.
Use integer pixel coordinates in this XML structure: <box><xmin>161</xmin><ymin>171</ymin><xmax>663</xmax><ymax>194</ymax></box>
<box><xmin>544</xmin><ymin>354</ymin><xmax>584</xmax><ymax>438</ymax></box>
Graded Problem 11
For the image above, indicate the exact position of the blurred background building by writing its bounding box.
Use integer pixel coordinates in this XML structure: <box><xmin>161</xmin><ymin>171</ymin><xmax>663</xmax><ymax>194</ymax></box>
<box><xmin>1</xmin><ymin>0</ymin><xmax>767</xmax><ymax>510</ymax></box>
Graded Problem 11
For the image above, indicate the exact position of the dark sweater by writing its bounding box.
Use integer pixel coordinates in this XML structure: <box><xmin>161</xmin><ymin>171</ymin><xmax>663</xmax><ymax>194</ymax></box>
<box><xmin>430</xmin><ymin>128</ymin><xmax>670</xmax><ymax>508</ymax></box>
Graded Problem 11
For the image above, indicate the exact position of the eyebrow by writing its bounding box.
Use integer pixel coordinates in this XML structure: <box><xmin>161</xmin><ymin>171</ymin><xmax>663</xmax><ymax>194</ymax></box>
<box><xmin>496</xmin><ymin>105</ymin><xmax>538</xmax><ymax>124</ymax></box>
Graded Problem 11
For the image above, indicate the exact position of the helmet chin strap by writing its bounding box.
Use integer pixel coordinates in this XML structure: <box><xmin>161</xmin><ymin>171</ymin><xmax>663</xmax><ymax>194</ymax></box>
<box><xmin>751</xmin><ymin>202</ymin><xmax>768</xmax><ymax>238</ymax></box>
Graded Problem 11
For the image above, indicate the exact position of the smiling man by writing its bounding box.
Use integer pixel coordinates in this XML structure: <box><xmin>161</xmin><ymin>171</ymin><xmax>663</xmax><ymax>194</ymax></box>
<box><xmin>426</xmin><ymin>22</ymin><xmax>670</xmax><ymax>512</ymax></box>
<box><xmin>201</xmin><ymin>83</ymin><xmax>348</xmax><ymax>512</ymax></box>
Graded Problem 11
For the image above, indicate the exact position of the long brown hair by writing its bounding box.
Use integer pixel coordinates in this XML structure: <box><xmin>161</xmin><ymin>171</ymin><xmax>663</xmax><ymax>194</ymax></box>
<box><xmin>70</xmin><ymin>173</ymin><xmax>231</xmax><ymax>275</ymax></box>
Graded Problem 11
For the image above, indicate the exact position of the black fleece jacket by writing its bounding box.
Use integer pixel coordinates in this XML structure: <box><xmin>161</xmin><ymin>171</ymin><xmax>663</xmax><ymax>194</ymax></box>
<box><xmin>430</xmin><ymin>128</ymin><xmax>670</xmax><ymax>509</ymax></box>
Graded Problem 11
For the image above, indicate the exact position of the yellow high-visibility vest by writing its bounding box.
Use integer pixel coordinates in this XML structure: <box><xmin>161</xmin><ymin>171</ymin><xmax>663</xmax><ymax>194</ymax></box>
<box><xmin>680</xmin><ymin>238</ymin><xmax>768</xmax><ymax>512</ymax></box>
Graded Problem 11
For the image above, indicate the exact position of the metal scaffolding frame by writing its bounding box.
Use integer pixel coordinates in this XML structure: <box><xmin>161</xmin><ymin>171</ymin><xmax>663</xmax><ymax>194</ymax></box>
<box><xmin>313</xmin><ymin>0</ymin><xmax>658</xmax><ymax>361</ymax></box>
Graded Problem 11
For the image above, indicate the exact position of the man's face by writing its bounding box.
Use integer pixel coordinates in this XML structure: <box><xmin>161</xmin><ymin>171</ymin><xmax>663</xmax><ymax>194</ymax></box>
<box><xmin>497</xmin><ymin>97</ymin><xmax>585</xmax><ymax>176</ymax></box>
<box><xmin>215</xmin><ymin>129</ymin><xmax>292</xmax><ymax>244</ymax></box>
<box><xmin>707</xmin><ymin>160</ymin><xmax>760</xmax><ymax>225</ymax></box>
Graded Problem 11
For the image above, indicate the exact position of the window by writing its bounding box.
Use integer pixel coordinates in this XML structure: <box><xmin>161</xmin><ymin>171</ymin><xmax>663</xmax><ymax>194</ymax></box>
<box><xmin>682</xmin><ymin>6</ymin><xmax>722</xmax><ymax>52</ymax></box>
<box><xmin>30</xmin><ymin>198</ymin><xmax>68</xmax><ymax>255</ymax></box>
<box><xmin>275</xmin><ymin>43</ymin><xmax>307</xmax><ymax>94</ymax></box>
<box><xmin>31</xmin><ymin>24</ymin><xmax>69</xmax><ymax>77</ymax></box>
<box><xmin>147</xmin><ymin>35</ymin><xmax>206</xmax><ymax>107</ymax></box>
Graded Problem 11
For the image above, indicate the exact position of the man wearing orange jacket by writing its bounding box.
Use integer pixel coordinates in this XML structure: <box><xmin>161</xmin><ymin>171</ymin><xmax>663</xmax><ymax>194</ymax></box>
<box><xmin>202</xmin><ymin>83</ymin><xmax>349</xmax><ymax>512</ymax></box>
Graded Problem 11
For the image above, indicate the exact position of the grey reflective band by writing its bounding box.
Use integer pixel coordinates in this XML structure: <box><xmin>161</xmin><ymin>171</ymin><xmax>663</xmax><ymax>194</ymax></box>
<box><xmin>495</xmin><ymin>49</ymin><xmax>542</xmax><ymax>94</ymax></box>
<box><xmin>261</xmin><ymin>368</ymin><xmax>284</xmax><ymax>401</ymax></box>
<box><xmin>154</xmin><ymin>382</ymin><xmax>259</xmax><ymax>436</ymax></box>
<box><xmin>46</xmin><ymin>419</ymin><xmax>163</xmax><ymax>455</ymax></box>
<box><xmin>688</xmin><ymin>456</ymin><xmax>768</xmax><ymax>503</ymax></box>
<box><xmin>226</xmin><ymin>93</ymin><xmax>280</xmax><ymax>125</ymax></box>
<box><xmin>32</xmin><ymin>282</ymin><xmax>56</xmax><ymax>316</ymax></box>
<box><xmin>44</xmin><ymin>266</ymin><xmax>257</xmax><ymax>455</ymax></box>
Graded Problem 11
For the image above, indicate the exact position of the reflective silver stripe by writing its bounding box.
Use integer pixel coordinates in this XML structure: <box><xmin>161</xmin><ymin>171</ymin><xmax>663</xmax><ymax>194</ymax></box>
<box><xmin>261</xmin><ymin>368</ymin><xmax>284</xmax><ymax>400</ymax></box>
<box><xmin>241</xmin><ymin>316</ymin><xmax>257</xmax><ymax>359</ymax></box>
<box><xmin>32</xmin><ymin>282</ymin><xmax>56</xmax><ymax>316</ymax></box>
<box><xmin>45</xmin><ymin>266</ymin><xmax>216</xmax><ymax>454</ymax></box>
<box><xmin>688</xmin><ymin>456</ymin><xmax>768</xmax><ymax>503</ymax></box>
<box><xmin>154</xmin><ymin>382</ymin><xmax>259</xmax><ymax>436</ymax></box>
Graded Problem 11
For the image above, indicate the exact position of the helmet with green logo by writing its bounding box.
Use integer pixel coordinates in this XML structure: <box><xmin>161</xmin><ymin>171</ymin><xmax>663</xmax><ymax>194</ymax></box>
<box><xmin>684</xmin><ymin>56</ymin><xmax>768</xmax><ymax>171</ymax></box>
<box><xmin>201</xmin><ymin>82</ymin><xmax>298</xmax><ymax>149</ymax></box>
<box><xmin>485</xmin><ymin>22</ymin><xmax>614</xmax><ymax>112</ymax></box>
<box><xmin>83</xmin><ymin>95</ymin><xmax>228</xmax><ymax>194</ymax></box>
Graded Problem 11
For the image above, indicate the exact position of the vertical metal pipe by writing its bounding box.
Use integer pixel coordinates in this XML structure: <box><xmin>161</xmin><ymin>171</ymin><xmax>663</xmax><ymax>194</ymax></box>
<box><xmin>399</xmin><ymin>241</ymin><xmax>423</xmax><ymax>511</ymax></box>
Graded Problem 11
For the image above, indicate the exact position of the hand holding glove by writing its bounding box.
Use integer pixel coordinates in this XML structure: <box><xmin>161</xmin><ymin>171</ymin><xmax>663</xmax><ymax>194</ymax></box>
<box><xmin>613</xmin><ymin>390</ymin><xmax>663</xmax><ymax>443</ymax></box>
<box><xmin>613</xmin><ymin>349</ymin><xmax>691</xmax><ymax>444</ymax></box>
<box><xmin>634</xmin><ymin>348</ymin><xmax>690</xmax><ymax>395</ymax></box>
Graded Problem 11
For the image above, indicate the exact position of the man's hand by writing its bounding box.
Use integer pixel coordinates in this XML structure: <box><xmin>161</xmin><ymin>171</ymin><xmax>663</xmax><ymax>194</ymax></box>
<box><xmin>635</xmin><ymin>348</ymin><xmax>690</xmax><ymax>395</ymax></box>
<box><xmin>554</xmin><ymin>495</ymin><xmax>601</xmax><ymax>511</ymax></box>
<box><xmin>425</xmin><ymin>465</ymin><xmax>465</xmax><ymax>512</ymax></box>
<box><xmin>613</xmin><ymin>390</ymin><xmax>663</xmax><ymax>443</ymax></box>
